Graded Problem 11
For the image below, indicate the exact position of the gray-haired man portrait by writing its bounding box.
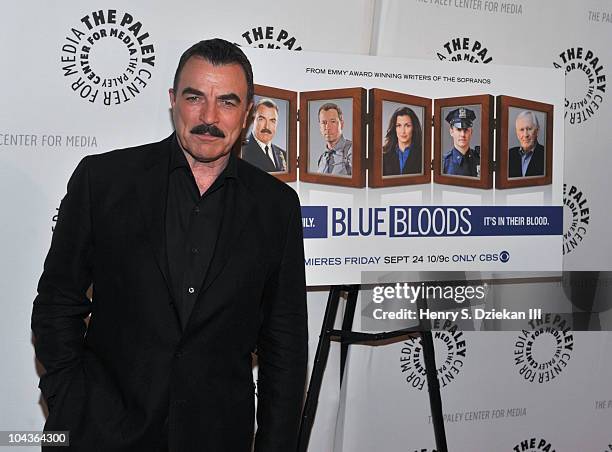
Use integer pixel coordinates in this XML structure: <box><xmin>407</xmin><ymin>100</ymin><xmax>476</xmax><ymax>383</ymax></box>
<box><xmin>508</xmin><ymin>110</ymin><xmax>545</xmax><ymax>178</ymax></box>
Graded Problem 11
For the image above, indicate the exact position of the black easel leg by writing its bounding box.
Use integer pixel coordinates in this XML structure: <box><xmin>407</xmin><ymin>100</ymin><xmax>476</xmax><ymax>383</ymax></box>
<box><xmin>298</xmin><ymin>286</ymin><xmax>449</xmax><ymax>452</ymax></box>
<box><xmin>340</xmin><ymin>284</ymin><xmax>360</xmax><ymax>386</ymax></box>
<box><xmin>297</xmin><ymin>286</ymin><xmax>343</xmax><ymax>452</ymax></box>
<box><xmin>420</xmin><ymin>330</ymin><xmax>448</xmax><ymax>452</ymax></box>
<box><xmin>416</xmin><ymin>292</ymin><xmax>448</xmax><ymax>452</ymax></box>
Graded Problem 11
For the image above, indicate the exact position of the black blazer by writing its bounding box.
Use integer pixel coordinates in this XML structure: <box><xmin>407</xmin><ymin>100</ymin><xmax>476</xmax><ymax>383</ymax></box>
<box><xmin>32</xmin><ymin>134</ymin><xmax>308</xmax><ymax>452</ymax></box>
<box><xmin>508</xmin><ymin>142</ymin><xmax>545</xmax><ymax>177</ymax></box>
<box><xmin>242</xmin><ymin>133</ymin><xmax>287</xmax><ymax>173</ymax></box>
<box><xmin>382</xmin><ymin>146</ymin><xmax>422</xmax><ymax>176</ymax></box>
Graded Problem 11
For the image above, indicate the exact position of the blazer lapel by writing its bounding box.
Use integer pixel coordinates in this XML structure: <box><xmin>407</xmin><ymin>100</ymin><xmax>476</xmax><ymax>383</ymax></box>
<box><xmin>136</xmin><ymin>137</ymin><xmax>172</xmax><ymax>295</ymax></box>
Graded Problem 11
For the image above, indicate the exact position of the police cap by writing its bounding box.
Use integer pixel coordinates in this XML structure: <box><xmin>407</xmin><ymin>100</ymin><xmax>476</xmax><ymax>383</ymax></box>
<box><xmin>445</xmin><ymin>107</ymin><xmax>476</xmax><ymax>129</ymax></box>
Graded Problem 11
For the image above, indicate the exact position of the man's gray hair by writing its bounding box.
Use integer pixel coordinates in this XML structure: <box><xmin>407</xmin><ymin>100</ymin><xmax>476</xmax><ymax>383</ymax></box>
<box><xmin>516</xmin><ymin>110</ymin><xmax>540</xmax><ymax>129</ymax></box>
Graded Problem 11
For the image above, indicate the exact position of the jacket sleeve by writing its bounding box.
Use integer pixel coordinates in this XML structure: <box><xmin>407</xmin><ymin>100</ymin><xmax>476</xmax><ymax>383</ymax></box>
<box><xmin>254</xmin><ymin>193</ymin><xmax>308</xmax><ymax>452</ymax></box>
<box><xmin>31</xmin><ymin>157</ymin><xmax>94</xmax><ymax>409</ymax></box>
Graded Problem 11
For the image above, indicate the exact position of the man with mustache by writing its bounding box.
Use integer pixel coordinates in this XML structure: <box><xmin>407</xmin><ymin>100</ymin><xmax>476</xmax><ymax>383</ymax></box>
<box><xmin>508</xmin><ymin>110</ymin><xmax>545</xmax><ymax>178</ymax></box>
<box><xmin>32</xmin><ymin>39</ymin><xmax>307</xmax><ymax>452</ymax></box>
<box><xmin>442</xmin><ymin>107</ymin><xmax>480</xmax><ymax>178</ymax></box>
<box><xmin>242</xmin><ymin>98</ymin><xmax>288</xmax><ymax>172</ymax></box>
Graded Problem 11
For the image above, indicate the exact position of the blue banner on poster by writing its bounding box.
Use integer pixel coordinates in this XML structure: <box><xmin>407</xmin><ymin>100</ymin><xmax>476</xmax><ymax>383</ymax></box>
<box><xmin>301</xmin><ymin>206</ymin><xmax>328</xmax><ymax>239</ymax></box>
<box><xmin>301</xmin><ymin>206</ymin><xmax>562</xmax><ymax>239</ymax></box>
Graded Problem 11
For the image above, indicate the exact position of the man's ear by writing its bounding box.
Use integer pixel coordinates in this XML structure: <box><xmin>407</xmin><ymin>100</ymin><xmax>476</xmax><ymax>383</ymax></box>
<box><xmin>169</xmin><ymin>88</ymin><xmax>176</xmax><ymax>107</ymax></box>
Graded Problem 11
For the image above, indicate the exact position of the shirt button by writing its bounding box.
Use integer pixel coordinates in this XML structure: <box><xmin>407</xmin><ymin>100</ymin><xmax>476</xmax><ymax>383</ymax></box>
<box><xmin>191</xmin><ymin>247</ymin><xmax>199</xmax><ymax>254</ymax></box>
<box><xmin>188</xmin><ymin>287</ymin><xmax>195</xmax><ymax>294</ymax></box>
<box><xmin>193</xmin><ymin>206</ymin><xmax>200</xmax><ymax>214</ymax></box>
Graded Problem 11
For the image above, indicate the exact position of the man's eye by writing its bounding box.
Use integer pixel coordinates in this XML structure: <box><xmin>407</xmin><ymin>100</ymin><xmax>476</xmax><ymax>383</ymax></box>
<box><xmin>221</xmin><ymin>100</ymin><xmax>237</xmax><ymax>107</ymax></box>
<box><xmin>186</xmin><ymin>96</ymin><xmax>199</xmax><ymax>103</ymax></box>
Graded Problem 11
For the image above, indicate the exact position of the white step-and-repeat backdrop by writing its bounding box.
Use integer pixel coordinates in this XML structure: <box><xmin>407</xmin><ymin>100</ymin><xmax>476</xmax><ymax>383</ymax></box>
<box><xmin>1</xmin><ymin>1</ymin><xmax>611</xmax><ymax>451</ymax></box>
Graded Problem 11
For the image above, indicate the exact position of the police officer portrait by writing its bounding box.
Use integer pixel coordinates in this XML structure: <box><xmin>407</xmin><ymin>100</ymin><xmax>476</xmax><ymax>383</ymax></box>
<box><xmin>441</xmin><ymin>105</ymin><xmax>482</xmax><ymax>179</ymax></box>
<box><xmin>241</xmin><ymin>95</ymin><xmax>290</xmax><ymax>174</ymax></box>
<box><xmin>507</xmin><ymin>107</ymin><xmax>548</xmax><ymax>178</ymax></box>
<box><xmin>307</xmin><ymin>98</ymin><xmax>354</xmax><ymax>177</ymax></box>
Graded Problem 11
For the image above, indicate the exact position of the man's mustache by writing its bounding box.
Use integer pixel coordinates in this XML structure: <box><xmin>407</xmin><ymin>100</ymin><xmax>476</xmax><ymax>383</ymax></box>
<box><xmin>259</xmin><ymin>128</ymin><xmax>273</xmax><ymax>134</ymax></box>
<box><xmin>190</xmin><ymin>124</ymin><xmax>225</xmax><ymax>138</ymax></box>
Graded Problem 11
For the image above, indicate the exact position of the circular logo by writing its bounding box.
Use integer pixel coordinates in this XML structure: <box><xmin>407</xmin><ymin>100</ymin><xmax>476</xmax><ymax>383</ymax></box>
<box><xmin>240</xmin><ymin>26</ymin><xmax>302</xmax><ymax>51</ymax></box>
<box><xmin>60</xmin><ymin>9</ymin><xmax>155</xmax><ymax>106</ymax></box>
<box><xmin>499</xmin><ymin>251</ymin><xmax>510</xmax><ymax>263</ymax></box>
<box><xmin>436</xmin><ymin>37</ymin><xmax>493</xmax><ymax>64</ymax></box>
<box><xmin>563</xmin><ymin>183</ymin><xmax>590</xmax><ymax>255</ymax></box>
<box><xmin>399</xmin><ymin>320</ymin><xmax>467</xmax><ymax>391</ymax></box>
<box><xmin>511</xmin><ymin>437</ymin><xmax>557</xmax><ymax>451</ymax></box>
<box><xmin>553</xmin><ymin>47</ymin><xmax>606</xmax><ymax>125</ymax></box>
<box><xmin>513</xmin><ymin>314</ymin><xmax>574</xmax><ymax>384</ymax></box>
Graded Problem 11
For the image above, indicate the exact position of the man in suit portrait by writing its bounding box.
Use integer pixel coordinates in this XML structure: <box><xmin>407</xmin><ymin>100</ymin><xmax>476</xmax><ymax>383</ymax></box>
<box><xmin>31</xmin><ymin>39</ymin><xmax>307</xmax><ymax>452</ymax></box>
<box><xmin>382</xmin><ymin>106</ymin><xmax>423</xmax><ymax>176</ymax></box>
<box><xmin>508</xmin><ymin>110</ymin><xmax>545</xmax><ymax>178</ymax></box>
<box><xmin>316</xmin><ymin>102</ymin><xmax>352</xmax><ymax>176</ymax></box>
<box><xmin>442</xmin><ymin>107</ymin><xmax>480</xmax><ymax>178</ymax></box>
<box><xmin>242</xmin><ymin>98</ymin><xmax>288</xmax><ymax>172</ymax></box>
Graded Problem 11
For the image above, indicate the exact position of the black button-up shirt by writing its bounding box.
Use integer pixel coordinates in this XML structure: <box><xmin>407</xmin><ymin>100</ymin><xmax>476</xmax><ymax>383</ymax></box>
<box><xmin>165</xmin><ymin>137</ymin><xmax>235</xmax><ymax>326</ymax></box>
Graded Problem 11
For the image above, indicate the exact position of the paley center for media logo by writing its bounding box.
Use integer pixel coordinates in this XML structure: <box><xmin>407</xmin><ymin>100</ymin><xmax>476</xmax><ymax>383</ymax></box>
<box><xmin>563</xmin><ymin>183</ymin><xmax>590</xmax><ymax>254</ymax></box>
<box><xmin>436</xmin><ymin>37</ymin><xmax>494</xmax><ymax>64</ymax></box>
<box><xmin>513</xmin><ymin>314</ymin><xmax>574</xmax><ymax>384</ymax></box>
<box><xmin>512</xmin><ymin>437</ymin><xmax>557</xmax><ymax>452</ymax></box>
<box><xmin>399</xmin><ymin>320</ymin><xmax>467</xmax><ymax>391</ymax></box>
<box><xmin>553</xmin><ymin>46</ymin><xmax>606</xmax><ymax>125</ymax></box>
<box><xmin>240</xmin><ymin>26</ymin><xmax>302</xmax><ymax>50</ymax></box>
<box><xmin>60</xmin><ymin>9</ymin><xmax>156</xmax><ymax>106</ymax></box>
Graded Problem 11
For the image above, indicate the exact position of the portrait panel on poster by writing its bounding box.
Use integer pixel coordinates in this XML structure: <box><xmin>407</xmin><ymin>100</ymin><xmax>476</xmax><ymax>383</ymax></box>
<box><xmin>433</xmin><ymin>95</ymin><xmax>494</xmax><ymax>189</ymax></box>
<box><xmin>440</xmin><ymin>104</ymin><xmax>482</xmax><ymax>179</ymax></box>
<box><xmin>299</xmin><ymin>88</ymin><xmax>366</xmax><ymax>188</ymax></box>
<box><xmin>381</xmin><ymin>101</ymin><xmax>425</xmax><ymax>176</ymax></box>
<box><xmin>508</xmin><ymin>107</ymin><xmax>547</xmax><ymax>178</ymax></box>
<box><xmin>308</xmin><ymin>98</ymin><xmax>354</xmax><ymax>177</ymax></box>
<box><xmin>368</xmin><ymin>89</ymin><xmax>432</xmax><ymax>188</ymax></box>
<box><xmin>495</xmin><ymin>96</ymin><xmax>553</xmax><ymax>189</ymax></box>
<box><xmin>241</xmin><ymin>84</ymin><xmax>298</xmax><ymax>182</ymax></box>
